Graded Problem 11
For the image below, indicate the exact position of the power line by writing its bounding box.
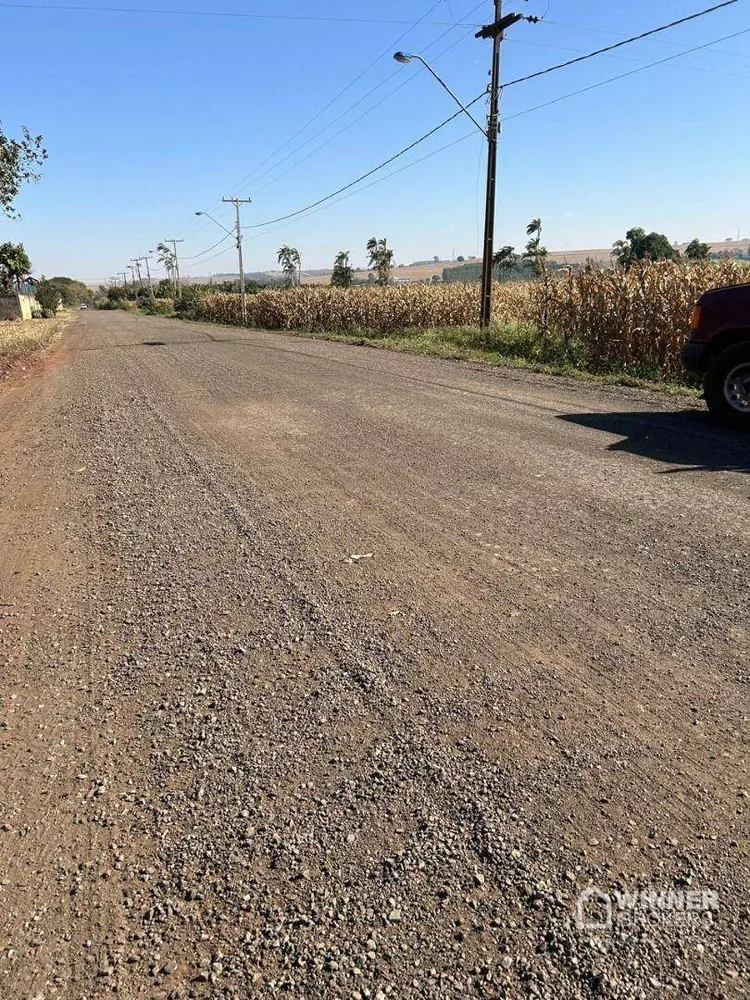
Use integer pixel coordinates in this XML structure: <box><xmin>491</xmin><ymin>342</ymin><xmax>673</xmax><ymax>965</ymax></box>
<box><xmin>502</xmin><ymin>25</ymin><xmax>750</xmax><ymax>120</ymax></box>
<box><xmin>178</xmin><ymin>0</ymin><xmax>478</xmax><ymax>242</ymax></box>
<box><xmin>242</xmin><ymin>131</ymin><xmax>481</xmax><ymax>248</ymax></box>
<box><xmin>219</xmin><ymin>0</ymin><xmax>487</xmax><ymax>205</ymax></box>
<box><xmin>248</xmin><ymin>10</ymin><xmax>487</xmax><ymax>200</ymax></box>
<box><xmin>244</xmin><ymin>94</ymin><xmax>486</xmax><ymax>231</ymax></box>
<box><xmin>501</xmin><ymin>0</ymin><xmax>741</xmax><ymax>89</ymax></box>
<box><xmin>172</xmin><ymin>0</ymin><xmax>743</xmax><ymax>246</ymax></box>
<box><xmin>236</xmin><ymin>15</ymin><xmax>750</xmax><ymax>241</ymax></box>
<box><xmin>503</xmin><ymin>35</ymin><xmax>750</xmax><ymax>82</ymax></box>
<box><xmin>181</xmin><ymin>234</ymin><xmax>233</xmax><ymax>260</ymax></box>
<box><xmin>242</xmin><ymin>3</ymin><xmax>745</xmax><ymax>233</ymax></box>
<box><xmin>225</xmin><ymin>0</ymin><xmax>451</xmax><ymax>195</ymax></box>
<box><xmin>0</xmin><ymin>2</ymin><xmax>485</xmax><ymax>25</ymax></box>
<box><xmin>184</xmin><ymin>248</ymin><xmax>235</xmax><ymax>270</ymax></box>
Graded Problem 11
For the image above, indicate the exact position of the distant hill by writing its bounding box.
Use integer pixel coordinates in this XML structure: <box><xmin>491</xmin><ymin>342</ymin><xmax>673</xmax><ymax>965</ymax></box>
<box><xmin>184</xmin><ymin>241</ymin><xmax>749</xmax><ymax>284</ymax></box>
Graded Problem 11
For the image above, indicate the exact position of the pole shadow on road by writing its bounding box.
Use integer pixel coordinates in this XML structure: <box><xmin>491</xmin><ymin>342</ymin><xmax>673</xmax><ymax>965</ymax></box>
<box><xmin>559</xmin><ymin>410</ymin><xmax>749</xmax><ymax>474</ymax></box>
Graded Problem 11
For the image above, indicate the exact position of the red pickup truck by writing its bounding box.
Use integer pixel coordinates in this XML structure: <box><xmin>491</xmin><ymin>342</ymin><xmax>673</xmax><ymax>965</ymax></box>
<box><xmin>682</xmin><ymin>283</ymin><xmax>750</xmax><ymax>429</ymax></box>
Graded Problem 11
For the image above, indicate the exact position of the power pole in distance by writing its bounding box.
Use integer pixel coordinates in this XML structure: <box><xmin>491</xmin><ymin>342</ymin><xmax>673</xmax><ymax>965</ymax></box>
<box><xmin>477</xmin><ymin>2</ymin><xmax>532</xmax><ymax>333</ymax></box>
<box><xmin>119</xmin><ymin>271</ymin><xmax>128</xmax><ymax>291</ymax></box>
<box><xmin>142</xmin><ymin>255</ymin><xmax>154</xmax><ymax>294</ymax></box>
<box><xmin>222</xmin><ymin>197</ymin><xmax>252</xmax><ymax>325</ymax></box>
<box><xmin>165</xmin><ymin>239</ymin><xmax>184</xmax><ymax>296</ymax></box>
<box><xmin>131</xmin><ymin>258</ymin><xmax>143</xmax><ymax>288</ymax></box>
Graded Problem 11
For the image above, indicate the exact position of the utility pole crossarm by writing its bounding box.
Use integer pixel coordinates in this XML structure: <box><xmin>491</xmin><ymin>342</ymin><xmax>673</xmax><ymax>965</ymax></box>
<box><xmin>475</xmin><ymin>11</ymin><xmax>523</xmax><ymax>39</ymax></box>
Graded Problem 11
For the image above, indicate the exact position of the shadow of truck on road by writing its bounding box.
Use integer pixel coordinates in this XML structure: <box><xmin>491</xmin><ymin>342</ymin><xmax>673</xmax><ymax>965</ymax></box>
<box><xmin>559</xmin><ymin>409</ymin><xmax>749</xmax><ymax>474</ymax></box>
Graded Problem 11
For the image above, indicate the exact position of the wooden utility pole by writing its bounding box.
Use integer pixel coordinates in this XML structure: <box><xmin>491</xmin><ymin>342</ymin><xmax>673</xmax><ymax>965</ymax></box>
<box><xmin>165</xmin><ymin>238</ymin><xmax>184</xmax><ymax>295</ymax></box>
<box><xmin>130</xmin><ymin>258</ymin><xmax>143</xmax><ymax>288</ymax></box>
<box><xmin>222</xmin><ymin>197</ymin><xmax>252</xmax><ymax>325</ymax></box>
<box><xmin>477</xmin><ymin>3</ymin><xmax>526</xmax><ymax>333</ymax></box>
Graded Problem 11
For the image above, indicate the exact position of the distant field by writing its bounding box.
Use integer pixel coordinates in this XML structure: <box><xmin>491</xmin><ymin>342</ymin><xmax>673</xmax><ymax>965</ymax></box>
<box><xmin>196</xmin><ymin>240</ymin><xmax>750</xmax><ymax>286</ymax></box>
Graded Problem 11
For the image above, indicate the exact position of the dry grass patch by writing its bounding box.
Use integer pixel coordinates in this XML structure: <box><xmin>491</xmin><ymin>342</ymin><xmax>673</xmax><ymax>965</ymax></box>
<box><xmin>0</xmin><ymin>315</ymin><xmax>70</xmax><ymax>374</ymax></box>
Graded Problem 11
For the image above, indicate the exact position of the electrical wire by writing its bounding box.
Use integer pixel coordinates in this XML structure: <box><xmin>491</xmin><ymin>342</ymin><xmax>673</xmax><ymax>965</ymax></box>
<box><xmin>181</xmin><ymin>233</ymin><xmax>233</xmax><ymax>260</ymax></box>
<box><xmin>179</xmin><ymin>0</ymin><xmax>479</xmax><ymax>241</ymax></box>
<box><xmin>222</xmin><ymin>0</ymin><xmax>487</xmax><ymax>197</ymax></box>
<box><xmin>172</xmin><ymin>0</ymin><xmax>742</xmax><ymax>244</ymax></box>
<box><xmin>505</xmin><ymin>34</ymin><xmax>750</xmax><ymax>82</ymax></box>
<box><xmin>242</xmin><ymin>130</ymin><xmax>481</xmax><ymax>247</ymax></box>
<box><xmin>502</xmin><ymin>25</ymin><xmax>750</xmax><ymax>121</ymax></box>
<box><xmin>243</xmin><ymin>93</ymin><xmax>485</xmax><ymax>231</ymax></box>
<box><xmin>241</xmin><ymin>2</ymin><xmax>747</xmax><ymax>233</ymax></box>
<box><xmin>131</xmin><ymin>0</ymin><xmax>746</xmax><ymax>268</ymax></box>
<box><xmin>501</xmin><ymin>0</ymin><xmax>741</xmax><ymax>89</ymax></box>
<box><xmin>248</xmin><ymin>12</ymin><xmax>487</xmax><ymax>200</ymax></box>
<box><xmin>0</xmin><ymin>2</ymin><xmax>484</xmax><ymax>25</ymax></box>
<box><xmin>225</xmin><ymin>0</ymin><xmax>449</xmax><ymax>194</ymax></box>
<box><xmin>182</xmin><ymin>244</ymin><xmax>237</xmax><ymax>270</ymax></box>
<box><xmin>235</xmin><ymin>20</ymin><xmax>750</xmax><ymax>249</ymax></box>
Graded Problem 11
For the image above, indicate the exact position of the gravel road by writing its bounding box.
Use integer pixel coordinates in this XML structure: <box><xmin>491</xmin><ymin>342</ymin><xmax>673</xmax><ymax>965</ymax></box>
<box><xmin>0</xmin><ymin>311</ymin><xmax>747</xmax><ymax>999</ymax></box>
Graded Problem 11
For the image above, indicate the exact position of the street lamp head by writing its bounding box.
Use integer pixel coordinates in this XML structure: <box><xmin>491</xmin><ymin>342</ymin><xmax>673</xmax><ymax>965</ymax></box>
<box><xmin>195</xmin><ymin>211</ymin><xmax>203</xmax><ymax>216</ymax></box>
<box><xmin>393</xmin><ymin>51</ymin><xmax>413</xmax><ymax>64</ymax></box>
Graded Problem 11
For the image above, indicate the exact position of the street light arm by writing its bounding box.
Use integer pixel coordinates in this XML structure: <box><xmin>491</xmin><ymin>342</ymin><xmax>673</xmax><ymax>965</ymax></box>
<box><xmin>395</xmin><ymin>52</ymin><xmax>488</xmax><ymax>139</ymax></box>
<box><xmin>195</xmin><ymin>210</ymin><xmax>235</xmax><ymax>239</ymax></box>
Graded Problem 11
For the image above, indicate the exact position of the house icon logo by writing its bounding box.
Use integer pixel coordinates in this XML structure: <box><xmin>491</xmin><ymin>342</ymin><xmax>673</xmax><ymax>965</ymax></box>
<box><xmin>576</xmin><ymin>887</ymin><xmax>614</xmax><ymax>931</ymax></box>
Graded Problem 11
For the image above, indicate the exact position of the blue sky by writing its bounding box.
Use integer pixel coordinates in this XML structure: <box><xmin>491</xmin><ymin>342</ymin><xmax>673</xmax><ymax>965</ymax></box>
<box><xmin>1</xmin><ymin>0</ymin><xmax>748</xmax><ymax>282</ymax></box>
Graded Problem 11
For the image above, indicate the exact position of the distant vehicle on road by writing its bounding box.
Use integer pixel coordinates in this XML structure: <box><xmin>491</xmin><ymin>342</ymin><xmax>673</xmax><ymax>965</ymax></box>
<box><xmin>682</xmin><ymin>283</ymin><xmax>750</xmax><ymax>428</ymax></box>
<box><xmin>79</xmin><ymin>303</ymin><xmax>89</xmax><ymax>309</ymax></box>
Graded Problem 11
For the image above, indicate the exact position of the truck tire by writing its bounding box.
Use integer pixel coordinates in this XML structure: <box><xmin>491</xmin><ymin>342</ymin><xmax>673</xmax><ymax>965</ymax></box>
<box><xmin>704</xmin><ymin>342</ymin><xmax>750</xmax><ymax>430</ymax></box>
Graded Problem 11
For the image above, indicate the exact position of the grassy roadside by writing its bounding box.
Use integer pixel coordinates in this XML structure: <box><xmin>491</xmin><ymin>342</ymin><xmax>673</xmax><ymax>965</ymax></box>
<box><xmin>288</xmin><ymin>324</ymin><xmax>702</xmax><ymax>397</ymax></box>
<box><xmin>172</xmin><ymin>310</ymin><xmax>702</xmax><ymax>398</ymax></box>
<box><xmin>0</xmin><ymin>314</ymin><xmax>71</xmax><ymax>375</ymax></box>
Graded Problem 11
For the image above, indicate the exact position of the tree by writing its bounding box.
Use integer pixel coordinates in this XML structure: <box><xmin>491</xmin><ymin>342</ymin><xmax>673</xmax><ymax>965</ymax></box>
<box><xmin>522</xmin><ymin>219</ymin><xmax>548</xmax><ymax>277</ymax></box>
<box><xmin>156</xmin><ymin>242</ymin><xmax>177</xmax><ymax>290</ymax></box>
<box><xmin>47</xmin><ymin>276</ymin><xmax>92</xmax><ymax>306</ymax></box>
<box><xmin>612</xmin><ymin>227</ymin><xmax>678</xmax><ymax>268</ymax></box>
<box><xmin>492</xmin><ymin>245</ymin><xmax>519</xmax><ymax>280</ymax></box>
<box><xmin>685</xmin><ymin>238</ymin><xmax>710</xmax><ymax>261</ymax></box>
<box><xmin>0</xmin><ymin>122</ymin><xmax>47</xmax><ymax>219</ymax></box>
<box><xmin>35</xmin><ymin>279</ymin><xmax>62</xmax><ymax>317</ymax></box>
<box><xmin>366</xmin><ymin>237</ymin><xmax>394</xmax><ymax>286</ymax></box>
<box><xmin>277</xmin><ymin>245</ymin><xmax>301</xmax><ymax>287</ymax></box>
<box><xmin>331</xmin><ymin>250</ymin><xmax>354</xmax><ymax>289</ymax></box>
<box><xmin>0</xmin><ymin>242</ymin><xmax>32</xmax><ymax>293</ymax></box>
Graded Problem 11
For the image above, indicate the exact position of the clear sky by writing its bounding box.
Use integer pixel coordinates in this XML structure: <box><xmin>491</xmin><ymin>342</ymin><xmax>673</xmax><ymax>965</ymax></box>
<box><xmin>1</xmin><ymin>0</ymin><xmax>748</xmax><ymax>283</ymax></box>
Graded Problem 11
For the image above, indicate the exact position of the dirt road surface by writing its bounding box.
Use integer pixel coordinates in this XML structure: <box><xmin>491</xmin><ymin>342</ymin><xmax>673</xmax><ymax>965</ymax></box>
<box><xmin>0</xmin><ymin>311</ymin><xmax>747</xmax><ymax>999</ymax></box>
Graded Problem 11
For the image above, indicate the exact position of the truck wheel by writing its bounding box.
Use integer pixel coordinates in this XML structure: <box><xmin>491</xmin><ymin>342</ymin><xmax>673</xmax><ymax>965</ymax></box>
<box><xmin>704</xmin><ymin>342</ymin><xmax>750</xmax><ymax>429</ymax></box>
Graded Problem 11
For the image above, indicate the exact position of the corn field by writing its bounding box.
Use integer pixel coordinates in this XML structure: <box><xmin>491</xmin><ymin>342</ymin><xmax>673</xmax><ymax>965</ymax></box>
<box><xmin>539</xmin><ymin>259</ymin><xmax>750</xmax><ymax>377</ymax></box>
<box><xmin>189</xmin><ymin>260</ymin><xmax>749</xmax><ymax>378</ymax></box>
<box><xmin>192</xmin><ymin>282</ymin><xmax>534</xmax><ymax>334</ymax></box>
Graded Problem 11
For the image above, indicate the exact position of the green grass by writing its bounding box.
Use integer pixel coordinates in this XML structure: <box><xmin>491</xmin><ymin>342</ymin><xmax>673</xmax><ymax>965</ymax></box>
<box><xmin>276</xmin><ymin>321</ymin><xmax>702</xmax><ymax>397</ymax></box>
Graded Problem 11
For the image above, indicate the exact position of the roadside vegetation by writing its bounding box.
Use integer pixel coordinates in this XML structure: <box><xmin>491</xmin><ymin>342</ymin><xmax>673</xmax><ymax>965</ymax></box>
<box><xmin>98</xmin><ymin>224</ymin><xmax>750</xmax><ymax>392</ymax></box>
<box><xmin>0</xmin><ymin>314</ymin><xmax>69</xmax><ymax>374</ymax></box>
<box><xmin>161</xmin><ymin>258</ymin><xmax>747</xmax><ymax>389</ymax></box>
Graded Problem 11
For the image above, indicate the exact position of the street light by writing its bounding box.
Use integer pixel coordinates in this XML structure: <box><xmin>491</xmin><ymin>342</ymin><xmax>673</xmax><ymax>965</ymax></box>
<box><xmin>393</xmin><ymin>52</ymin><xmax>487</xmax><ymax>138</ymax></box>
<box><xmin>195</xmin><ymin>210</ymin><xmax>234</xmax><ymax>238</ymax></box>
<box><xmin>395</xmin><ymin>7</ymin><xmax>528</xmax><ymax>332</ymax></box>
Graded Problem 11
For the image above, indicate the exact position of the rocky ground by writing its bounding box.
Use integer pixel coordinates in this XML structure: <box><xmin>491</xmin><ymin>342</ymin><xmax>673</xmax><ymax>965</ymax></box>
<box><xmin>0</xmin><ymin>311</ymin><xmax>747</xmax><ymax>998</ymax></box>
